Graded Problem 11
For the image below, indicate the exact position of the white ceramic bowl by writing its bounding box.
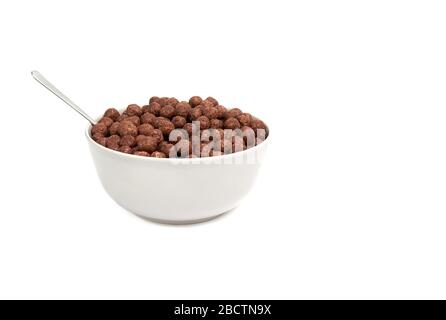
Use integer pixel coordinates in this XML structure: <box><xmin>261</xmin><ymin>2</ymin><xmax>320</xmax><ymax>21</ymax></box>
<box><xmin>86</xmin><ymin>123</ymin><xmax>269</xmax><ymax>224</ymax></box>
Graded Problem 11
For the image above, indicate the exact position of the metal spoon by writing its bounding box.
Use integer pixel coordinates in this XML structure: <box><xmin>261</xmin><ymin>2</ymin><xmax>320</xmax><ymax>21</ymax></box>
<box><xmin>31</xmin><ymin>70</ymin><xmax>96</xmax><ymax>125</ymax></box>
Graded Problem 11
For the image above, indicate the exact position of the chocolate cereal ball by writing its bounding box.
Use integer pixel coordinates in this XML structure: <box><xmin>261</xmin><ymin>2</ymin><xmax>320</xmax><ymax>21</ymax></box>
<box><xmin>93</xmin><ymin>134</ymin><xmax>107</xmax><ymax>147</ymax></box>
<box><xmin>204</xmin><ymin>96</ymin><xmax>218</xmax><ymax>107</ymax></box>
<box><xmin>147</xmin><ymin>128</ymin><xmax>164</xmax><ymax>143</ymax></box>
<box><xmin>106</xmin><ymin>135</ymin><xmax>121</xmax><ymax>150</ymax></box>
<box><xmin>202</xmin><ymin>106</ymin><xmax>219</xmax><ymax>119</ymax></box>
<box><xmin>237</xmin><ymin>113</ymin><xmax>252</xmax><ymax>127</ymax></box>
<box><xmin>116</xmin><ymin>113</ymin><xmax>129</xmax><ymax>122</ymax></box>
<box><xmin>201</xmin><ymin>100</ymin><xmax>214</xmax><ymax>109</ymax></box>
<box><xmin>109</xmin><ymin>122</ymin><xmax>120</xmax><ymax>135</ymax></box>
<box><xmin>133</xmin><ymin>151</ymin><xmax>149</xmax><ymax>157</ymax></box>
<box><xmin>91</xmin><ymin>123</ymin><xmax>108</xmax><ymax>136</ymax></box>
<box><xmin>147</xmin><ymin>102</ymin><xmax>161</xmax><ymax>116</ymax></box>
<box><xmin>196</xmin><ymin>116</ymin><xmax>210</xmax><ymax>130</ymax></box>
<box><xmin>141</xmin><ymin>112</ymin><xmax>156</xmax><ymax>125</ymax></box>
<box><xmin>183</xmin><ymin>123</ymin><xmax>193</xmax><ymax>137</ymax></box>
<box><xmin>118</xmin><ymin>145</ymin><xmax>132</xmax><ymax>154</ymax></box>
<box><xmin>210</xmin><ymin>119</ymin><xmax>223</xmax><ymax>129</ymax></box>
<box><xmin>225</xmin><ymin>108</ymin><xmax>242</xmax><ymax>119</ymax></box>
<box><xmin>104</xmin><ymin>108</ymin><xmax>120</xmax><ymax>121</ymax></box>
<box><xmin>153</xmin><ymin>117</ymin><xmax>168</xmax><ymax>128</ymax></box>
<box><xmin>126</xmin><ymin>115</ymin><xmax>141</xmax><ymax>126</ymax></box>
<box><xmin>98</xmin><ymin>116</ymin><xmax>114</xmax><ymax>127</ymax></box>
<box><xmin>190</xmin><ymin>108</ymin><xmax>202</xmax><ymax>120</ymax></box>
<box><xmin>175</xmin><ymin>102</ymin><xmax>191</xmax><ymax>118</ymax></box>
<box><xmin>166</xmin><ymin>97</ymin><xmax>179</xmax><ymax>107</ymax></box>
<box><xmin>172</xmin><ymin>115</ymin><xmax>187</xmax><ymax>128</ymax></box>
<box><xmin>141</xmin><ymin>104</ymin><xmax>151</xmax><ymax>114</ymax></box>
<box><xmin>125</xmin><ymin>104</ymin><xmax>142</xmax><ymax>117</ymax></box>
<box><xmin>158</xmin><ymin>119</ymin><xmax>175</xmax><ymax>135</ymax></box>
<box><xmin>151</xmin><ymin>151</ymin><xmax>167</xmax><ymax>158</ymax></box>
<box><xmin>158</xmin><ymin>97</ymin><xmax>168</xmax><ymax>107</ymax></box>
<box><xmin>250</xmin><ymin>119</ymin><xmax>267</xmax><ymax>131</ymax></box>
<box><xmin>137</xmin><ymin>136</ymin><xmax>158</xmax><ymax>153</ymax></box>
<box><xmin>159</xmin><ymin>105</ymin><xmax>175</xmax><ymax>119</ymax></box>
<box><xmin>120</xmin><ymin>134</ymin><xmax>136</xmax><ymax>147</ymax></box>
<box><xmin>189</xmin><ymin>96</ymin><xmax>202</xmax><ymax>107</ymax></box>
<box><xmin>224</xmin><ymin>117</ymin><xmax>241</xmax><ymax>129</ymax></box>
<box><xmin>118</xmin><ymin>120</ymin><xmax>138</xmax><ymax>137</ymax></box>
<box><xmin>138</xmin><ymin>123</ymin><xmax>154</xmax><ymax>136</ymax></box>
<box><xmin>158</xmin><ymin>141</ymin><xmax>174</xmax><ymax>156</ymax></box>
<box><xmin>149</xmin><ymin>96</ymin><xmax>160</xmax><ymax>104</ymax></box>
<box><xmin>135</xmin><ymin>135</ymin><xmax>146</xmax><ymax>144</ymax></box>
<box><xmin>216</xmin><ymin>105</ymin><xmax>227</xmax><ymax>118</ymax></box>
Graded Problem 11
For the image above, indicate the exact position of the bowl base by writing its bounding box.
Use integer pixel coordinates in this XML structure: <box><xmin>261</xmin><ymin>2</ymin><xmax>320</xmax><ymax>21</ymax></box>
<box><xmin>137</xmin><ymin>213</ymin><xmax>226</xmax><ymax>225</ymax></box>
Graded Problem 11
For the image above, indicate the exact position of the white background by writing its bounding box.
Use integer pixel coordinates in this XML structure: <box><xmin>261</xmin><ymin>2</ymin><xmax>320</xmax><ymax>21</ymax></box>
<box><xmin>0</xmin><ymin>0</ymin><xmax>445</xmax><ymax>299</ymax></box>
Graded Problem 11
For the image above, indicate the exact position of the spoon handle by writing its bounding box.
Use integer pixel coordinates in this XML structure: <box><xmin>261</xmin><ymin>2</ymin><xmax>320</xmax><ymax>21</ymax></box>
<box><xmin>31</xmin><ymin>71</ymin><xmax>96</xmax><ymax>125</ymax></box>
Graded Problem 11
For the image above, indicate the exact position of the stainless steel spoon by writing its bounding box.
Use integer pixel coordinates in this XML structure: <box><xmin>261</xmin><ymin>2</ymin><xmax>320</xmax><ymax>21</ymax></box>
<box><xmin>31</xmin><ymin>71</ymin><xmax>96</xmax><ymax>125</ymax></box>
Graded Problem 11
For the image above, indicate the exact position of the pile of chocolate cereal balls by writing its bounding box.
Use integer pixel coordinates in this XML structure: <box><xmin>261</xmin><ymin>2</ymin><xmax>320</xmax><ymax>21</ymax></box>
<box><xmin>91</xmin><ymin>96</ymin><xmax>268</xmax><ymax>158</ymax></box>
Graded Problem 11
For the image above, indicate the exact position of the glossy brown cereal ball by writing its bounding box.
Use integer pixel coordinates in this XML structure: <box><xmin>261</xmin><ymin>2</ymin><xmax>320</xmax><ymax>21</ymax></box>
<box><xmin>210</xmin><ymin>119</ymin><xmax>223</xmax><ymax>129</ymax></box>
<box><xmin>141</xmin><ymin>105</ymin><xmax>151</xmax><ymax>114</ymax></box>
<box><xmin>190</xmin><ymin>108</ymin><xmax>202</xmax><ymax>120</ymax></box>
<box><xmin>135</xmin><ymin>135</ymin><xmax>146</xmax><ymax>144</ymax></box>
<box><xmin>171</xmin><ymin>115</ymin><xmax>187</xmax><ymax>128</ymax></box>
<box><xmin>151</xmin><ymin>151</ymin><xmax>167</xmax><ymax>158</ymax></box>
<box><xmin>138</xmin><ymin>123</ymin><xmax>154</xmax><ymax>136</ymax></box>
<box><xmin>225</xmin><ymin>108</ymin><xmax>242</xmax><ymax>119</ymax></box>
<box><xmin>118</xmin><ymin>120</ymin><xmax>138</xmax><ymax>137</ymax></box>
<box><xmin>133</xmin><ymin>151</ymin><xmax>149</xmax><ymax>157</ymax></box>
<box><xmin>175</xmin><ymin>102</ymin><xmax>191</xmax><ymax>118</ymax></box>
<box><xmin>92</xmin><ymin>133</ymin><xmax>107</xmax><ymax>147</ymax></box>
<box><xmin>166</xmin><ymin>97</ymin><xmax>179</xmax><ymax>107</ymax></box>
<box><xmin>152</xmin><ymin>117</ymin><xmax>168</xmax><ymax>128</ymax></box>
<box><xmin>98</xmin><ymin>116</ymin><xmax>114</xmax><ymax>127</ymax></box>
<box><xmin>189</xmin><ymin>96</ymin><xmax>202</xmax><ymax>107</ymax></box>
<box><xmin>216</xmin><ymin>105</ymin><xmax>227</xmax><ymax>118</ymax></box>
<box><xmin>250</xmin><ymin>119</ymin><xmax>267</xmax><ymax>131</ymax></box>
<box><xmin>237</xmin><ymin>113</ymin><xmax>252</xmax><ymax>127</ymax></box>
<box><xmin>137</xmin><ymin>136</ymin><xmax>158</xmax><ymax>153</ymax></box>
<box><xmin>120</xmin><ymin>134</ymin><xmax>136</xmax><ymax>147</ymax></box>
<box><xmin>202</xmin><ymin>106</ymin><xmax>219</xmax><ymax>119</ymax></box>
<box><xmin>109</xmin><ymin>122</ymin><xmax>120</xmax><ymax>135</ymax></box>
<box><xmin>106</xmin><ymin>135</ymin><xmax>121</xmax><ymax>150</ymax></box>
<box><xmin>147</xmin><ymin>102</ymin><xmax>161</xmax><ymax>116</ymax></box>
<box><xmin>147</xmin><ymin>128</ymin><xmax>164</xmax><ymax>143</ymax></box>
<box><xmin>158</xmin><ymin>97</ymin><xmax>168</xmax><ymax>107</ymax></box>
<box><xmin>158</xmin><ymin>141</ymin><xmax>174</xmax><ymax>157</ymax></box>
<box><xmin>125</xmin><ymin>104</ymin><xmax>142</xmax><ymax>117</ymax></box>
<box><xmin>141</xmin><ymin>112</ymin><xmax>156</xmax><ymax>125</ymax></box>
<box><xmin>104</xmin><ymin>108</ymin><xmax>120</xmax><ymax>121</ymax></box>
<box><xmin>149</xmin><ymin>96</ymin><xmax>160</xmax><ymax>104</ymax></box>
<box><xmin>91</xmin><ymin>123</ymin><xmax>108</xmax><ymax>136</ymax></box>
<box><xmin>196</xmin><ymin>116</ymin><xmax>210</xmax><ymax>130</ymax></box>
<box><xmin>126</xmin><ymin>115</ymin><xmax>140</xmax><ymax>126</ymax></box>
<box><xmin>224</xmin><ymin>117</ymin><xmax>241</xmax><ymax>129</ymax></box>
<box><xmin>118</xmin><ymin>145</ymin><xmax>132</xmax><ymax>154</ymax></box>
<box><xmin>116</xmin><ymin>114</ymin><xmax>129</xmax><ymax>122</ymax></box>
<box><xmin>204</xmin><ymin>96</ymin><xmax>218</xmax><ymax>107</ymax></box>
<box><xmin>159</xmin><ymin>105</ymin><xmax>175</xmax><ymax>119</ymax></box>
<box><xmin>183</xmin><ymin>123</ymin><xmax>193</xmax><ymax>137</ymax></box>
<box><xmin>201</xmin><ymin>100</ymin><xmax>214</xmax><ymax>109</ymax></box>
<box><xmin>158</xmin><ymin>119</ymin><xmax>175</xmax><ymax>135</ymax></box>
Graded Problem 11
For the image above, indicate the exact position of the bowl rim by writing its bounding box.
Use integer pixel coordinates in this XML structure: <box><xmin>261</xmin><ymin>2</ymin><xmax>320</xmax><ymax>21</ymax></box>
<box><xmin>85</xmin><ymin>116</ymin><xmax>270</xmax><ymax>163</ymax></box>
